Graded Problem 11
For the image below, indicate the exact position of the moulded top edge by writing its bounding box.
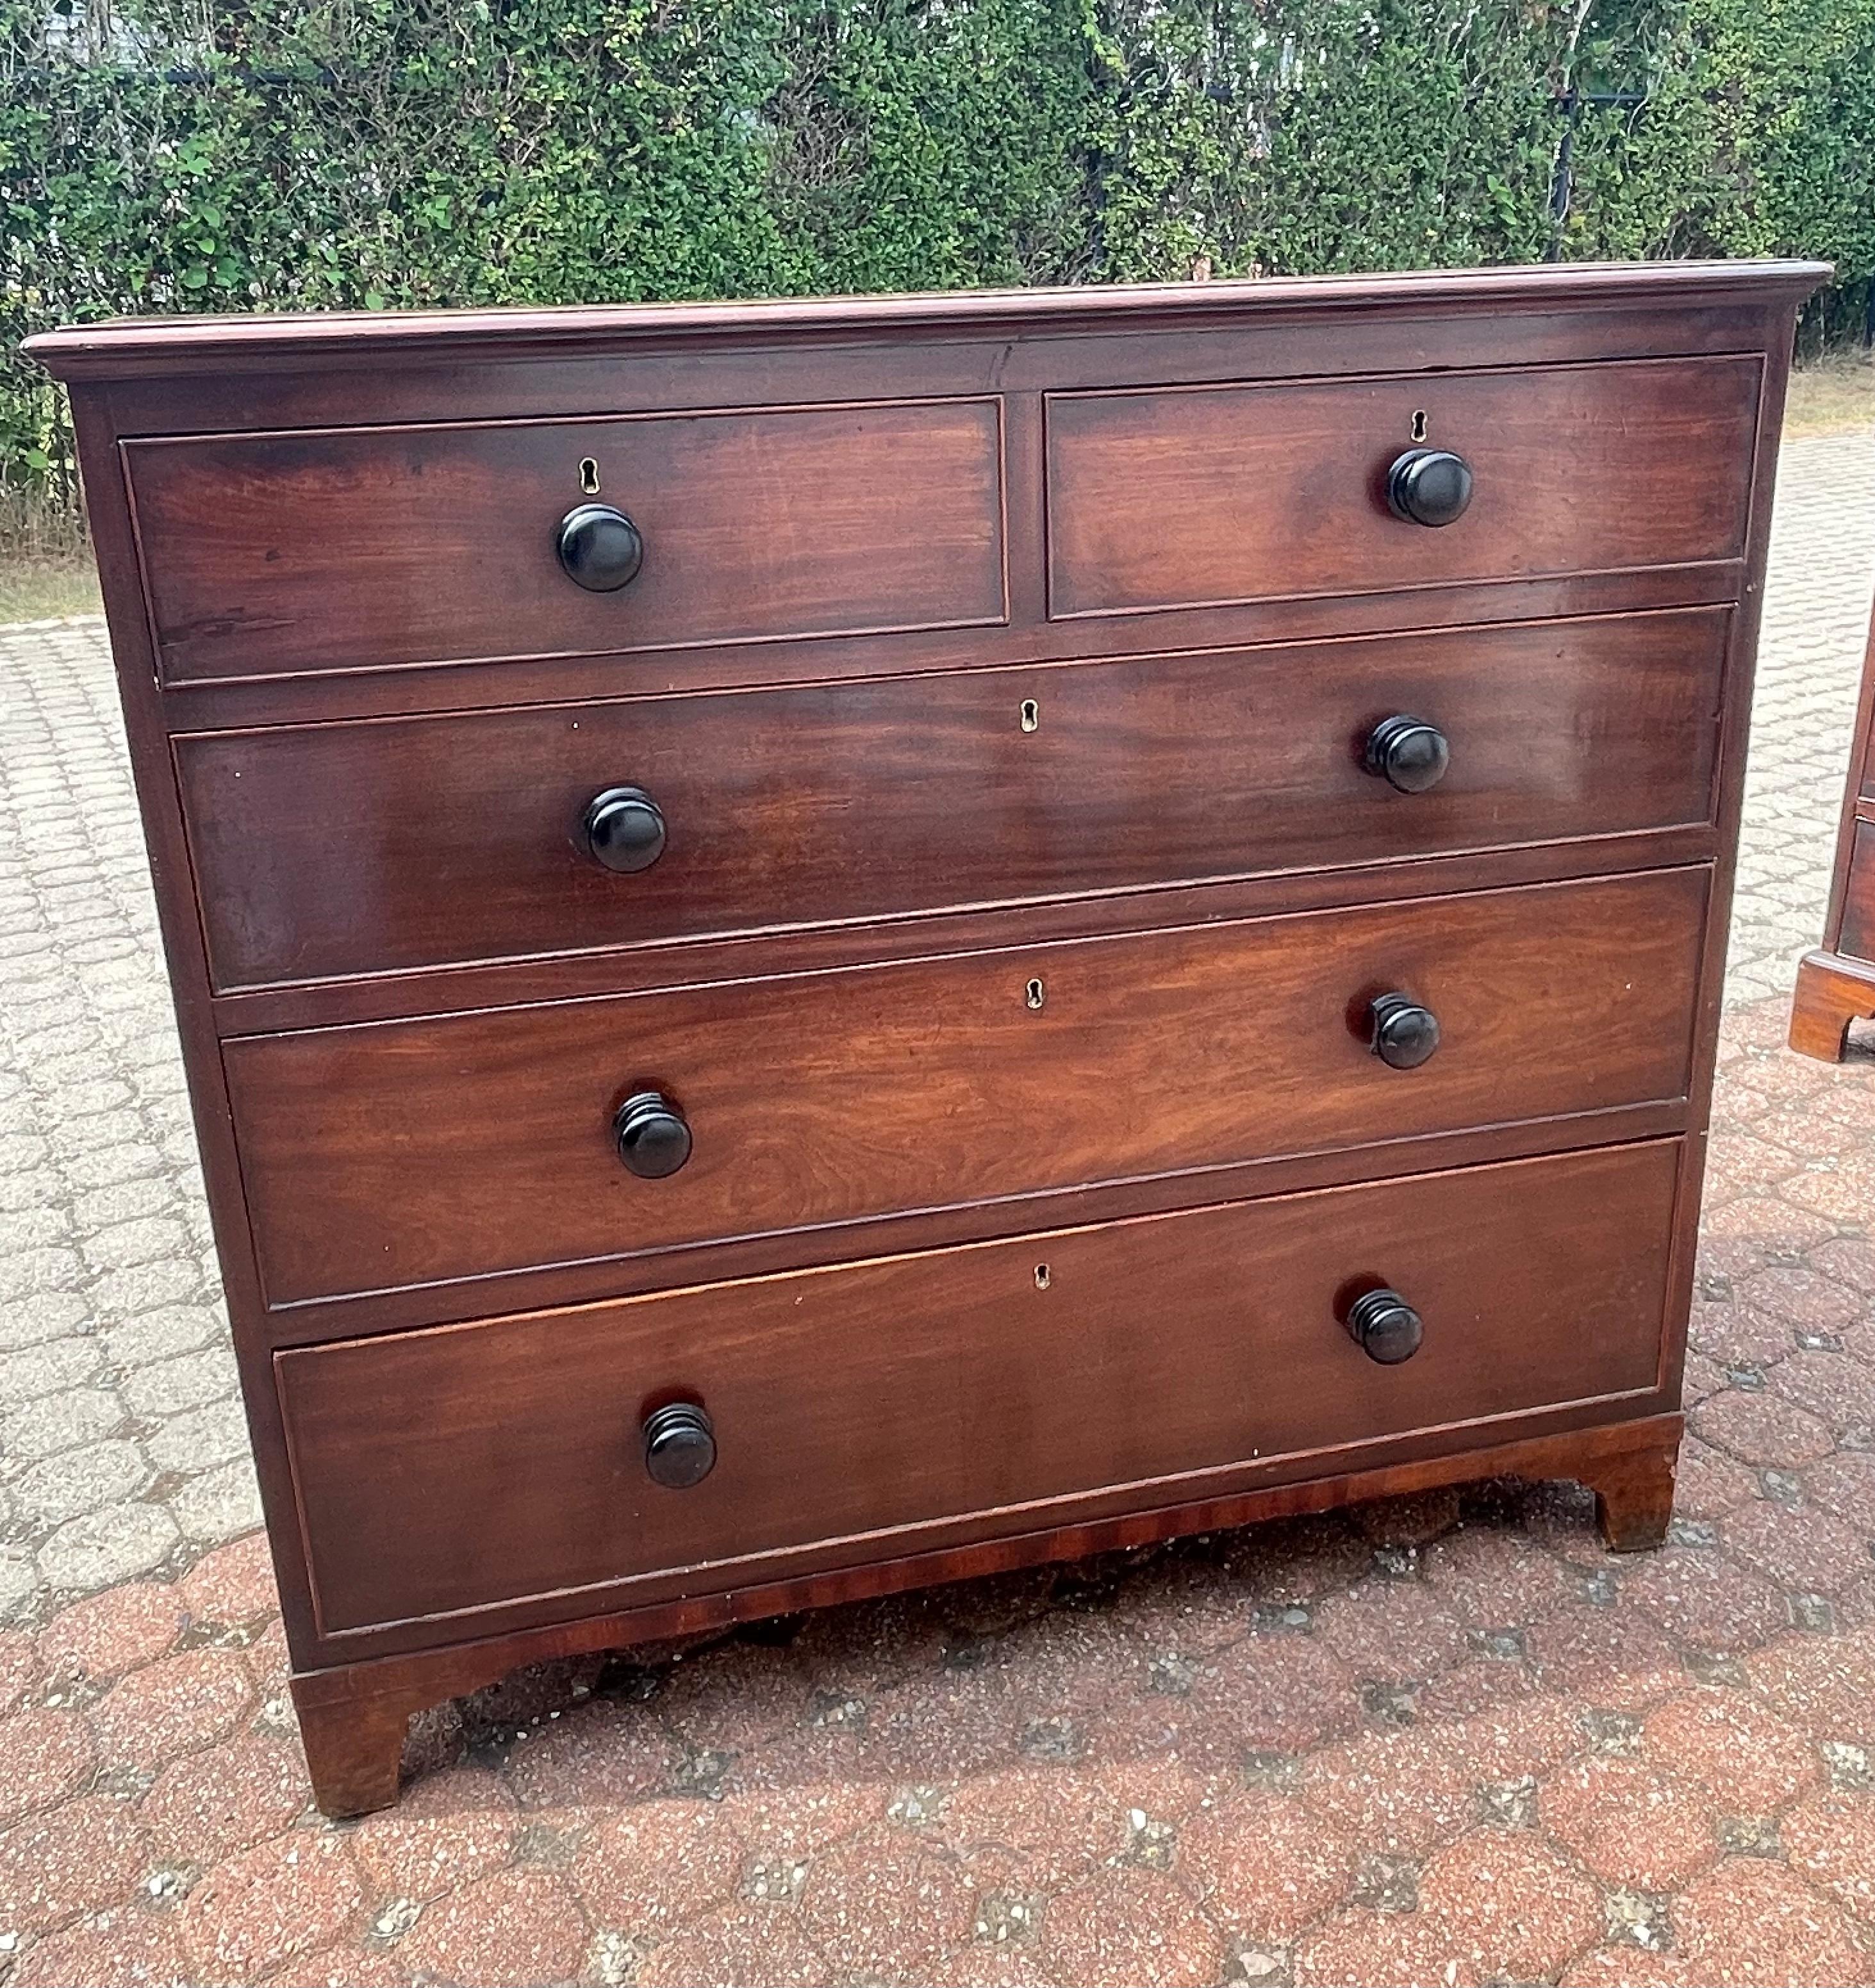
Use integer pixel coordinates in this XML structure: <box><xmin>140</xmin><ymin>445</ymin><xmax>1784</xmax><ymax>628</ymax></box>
<box><xmin>22</xmin><ymin>259</ymin><xmax>1833</xmax><ymax>384</ymax></box>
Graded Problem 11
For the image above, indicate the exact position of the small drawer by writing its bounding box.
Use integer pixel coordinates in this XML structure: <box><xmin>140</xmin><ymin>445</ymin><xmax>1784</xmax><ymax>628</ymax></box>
<box><xmin>125</xmin><ymin>398</ymin><xmax>1007</xmax><ymax>684</ymax></box>
<box><xmin>225</xmin><ymin>867</ymin><xmax>1707</xmax><ymax>1307</ymax></box>
<box><xmin>178</xmin><ymin>606</ymin><xmax>1728</xmax><ymax>991</ymax></box>
<box><xmin>1046</xmin><ymin>356</ymin><xmax>1761</xmax><ymax>619</ymax></box>
<box><xmin>277</xmin><ymin>1138</ymin><xmax>1680</xmax><ymax>1642</ymax></box>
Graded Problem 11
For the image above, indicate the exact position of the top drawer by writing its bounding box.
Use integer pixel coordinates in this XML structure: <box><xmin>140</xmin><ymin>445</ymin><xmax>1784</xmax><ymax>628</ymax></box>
<box><xmin>1046</xmin><ymin>356</ymin><xmax>1761</xmax><ymax>619</ymax></box>
<box><xmin>124</xmin><ymin>398</ymin><xmax>1007</xmax><ymax>684</ymax></box>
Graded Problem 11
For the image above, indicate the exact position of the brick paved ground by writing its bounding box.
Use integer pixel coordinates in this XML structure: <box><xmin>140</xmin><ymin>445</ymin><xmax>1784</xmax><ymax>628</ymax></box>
<box><xmin>0</xmin><ymin>429</ymin><xmax>1870</xmax><ymax>1986</ymax></box>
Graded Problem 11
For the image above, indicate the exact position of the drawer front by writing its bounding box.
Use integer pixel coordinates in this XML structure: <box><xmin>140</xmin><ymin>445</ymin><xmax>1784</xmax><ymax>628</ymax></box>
<box><xmin>278</xmin><ymin>1140</ymin><xmax>1680</xmax><ymax>1639</ymax></box>
<box><xmin>1838</xmin><ymin>822</ymin><xmax>1875</xmax><ymax>960</ymax></box>
<box><xmin>1047</xmin><ymin>357</ymin><xmax>1760</xmax><ymax>619</ymax></box>
<box><xmin>126</xmin><ymin>399</ymin><xmax>1006</xmax><ymax>684</ymax></box>
<box><xmin>180</xmin><ymin>607</ymin><xmax>1728</xmax><ymax>990</ymax></box>
<box><xmin>226</xmin><ymin>867</ymin><xmax>1706</xmax><ymax>1306</ymax></box>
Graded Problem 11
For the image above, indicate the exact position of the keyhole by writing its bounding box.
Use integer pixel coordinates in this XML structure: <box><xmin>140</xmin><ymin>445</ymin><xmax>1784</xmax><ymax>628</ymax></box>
<box><xmin>579</xmin><ymin>457</ymin><xmax>600</xmax><ymax>495</ymax></box>
<box><xmin>1020</xmin><ymin>698</ymin><xmax>1040</xmax><ymax>734</ymax></box>
<box><xmin>1025</xmin><ymin>978</ymin><xmax>1046</xmax><ymax>1011</ymax></box>
<box><xmin>1034</xmin><ymin>1263</ymin><xmax>1052</xmax><ymax>1290</ymax></box>
<box><xmin>1409</xmin><ymin>410</ymin><xmax>1428</xmax><ymax>443</ymax></box>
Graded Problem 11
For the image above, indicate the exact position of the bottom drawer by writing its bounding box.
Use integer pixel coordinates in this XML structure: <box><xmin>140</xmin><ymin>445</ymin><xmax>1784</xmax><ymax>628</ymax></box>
<box><xmin>1838</xmin><ymin>821</ymin><xmax>1875</xmax><ymax>960</ymax></box>
<box><xmin>279</xmin><ymin>1140</ymin><xmax>1681</xmax><ymax>1644</ymax></box>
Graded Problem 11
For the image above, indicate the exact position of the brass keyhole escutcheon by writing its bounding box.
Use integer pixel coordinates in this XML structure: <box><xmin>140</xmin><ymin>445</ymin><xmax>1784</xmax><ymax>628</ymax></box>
<box><xmin>1034</xmin><ymin>1263</ymin><xmax>1052</xmax><ymax>1290</ymax></box>
<box><xmin>1025</xmin><ymin>977</ymin><xmax>1046</xmax><ymax>1010</ymax></box>
<box><xmin>1020</xmin><ymin>698</ymin><xmax>1040</xmax><ymax>734</ymax></box>
<box><xmin>1409</xmin><ymin>409</ymin><xmax>1429</xmax><ymax>443</ymax></box>
<box><xmin>579</xmin><ymin>456</ymin><xmax>601</xmax><ymax>495</ymax></box>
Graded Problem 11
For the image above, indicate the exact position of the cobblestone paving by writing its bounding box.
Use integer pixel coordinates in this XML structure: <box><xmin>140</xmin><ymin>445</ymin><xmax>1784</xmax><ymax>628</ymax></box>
<box><xmin>0</xmin><ymin>429</ymin><xmax>1869</xmax><ymax>1986</ymax></box>
<box><xmin>1730</xmin><ymin>428</ymin><xmax>1875</xmax><ymax>1003</ymax></box>
<box><xmin>0</xmin><ymin>624</ymin><xmax>253</xmax><ymax>1618</ymax></box>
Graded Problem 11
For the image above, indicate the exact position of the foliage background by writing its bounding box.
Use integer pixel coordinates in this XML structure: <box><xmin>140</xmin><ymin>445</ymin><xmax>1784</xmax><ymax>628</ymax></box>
<box><xmin>3</xmin><ymin>0</ymin><xmax>1871</xmax><ymax>540</ymax></box>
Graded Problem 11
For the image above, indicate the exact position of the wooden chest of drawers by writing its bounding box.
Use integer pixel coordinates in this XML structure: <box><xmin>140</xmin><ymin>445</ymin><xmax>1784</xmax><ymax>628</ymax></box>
<box><xmin>29</xmin><ymin>259</ymin><xmax>1824</xmax><ymax>1817</ymax></box>
<box><xmin>1791</xmin><ymin>582</ymin><xmax>1875</xmax><ymax>1058</ymax></box>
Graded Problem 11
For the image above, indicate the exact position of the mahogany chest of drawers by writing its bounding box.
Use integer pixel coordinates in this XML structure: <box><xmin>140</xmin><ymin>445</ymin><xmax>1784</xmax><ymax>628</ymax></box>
<box><xmin>1792</xmin><ymin>580</ymin><xmax>1875</xmax><ymax>1058</ymax></box>
<box><xmin>29</xmin><ymin>259</ymin><xmax>1825</xmax><ymax>1816</ymax></box>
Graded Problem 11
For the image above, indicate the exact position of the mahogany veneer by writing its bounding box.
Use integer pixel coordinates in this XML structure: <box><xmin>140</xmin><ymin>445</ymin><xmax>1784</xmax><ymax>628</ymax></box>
<box><xmin>179</xmin><ymin>608</ymin><xmax>1729</xmax><ymax>990</ymax></box>
<box><xmin>228</xmin><ymin>867</ymin><xmax>1706</xmax><ymax>1309</ymax></box>
<box><xmin>128</xmin><ymin>398</ymin><xmax>1009</xmax><ymax>683</ymax></box>
<box><xmin>28</xmin><ymin>258</ymin><xmax>1824</xmax><ymax>1818</ymax></box>
<box><xmin>1792</xmin><ymin>588</ymin><xmax>1875</xmax><ymax>1058</ymax></box>
<box><xmin>1045</xmin><ymin>356</ymin><xmax>1761</xmax><ymax>617</ymax></box>
<box><xmin>281</xmin><ymin>1141</ymin><xmax>1681</xmax><ymax>1646</ymax></box>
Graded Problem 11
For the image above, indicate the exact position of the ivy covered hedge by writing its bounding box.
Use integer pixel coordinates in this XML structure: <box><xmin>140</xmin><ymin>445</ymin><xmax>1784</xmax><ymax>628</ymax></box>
<box><xmin>4</xmin><ymin>0</ymin><xmax>1871</xmax><ymax>539</ymax></box>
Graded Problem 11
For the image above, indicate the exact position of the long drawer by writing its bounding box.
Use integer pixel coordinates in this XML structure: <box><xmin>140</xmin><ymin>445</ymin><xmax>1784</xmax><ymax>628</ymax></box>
<box><xmin>178</xmin><ymin>607</ymin><xmax>1729</xmax><ymax>990</ymax></box>
<box><xmin>226</xmin><ymin>867</ymin><xmax>1707</xmax><ymax>1306</ymax></box>
<box><xmin>277</xmin><ymin>1139</ymin><xmax>1681</xmax><ymax>1642</ymax></box>
<box><xmin>126</xmin><ymin>397</ymin><xmax>1008</xmax><ymax>684</ymax></box>
<box><xmin>1046</xmin><ymin>356</ymin><xmax>1760</xmax><ymax>618</ymax></box>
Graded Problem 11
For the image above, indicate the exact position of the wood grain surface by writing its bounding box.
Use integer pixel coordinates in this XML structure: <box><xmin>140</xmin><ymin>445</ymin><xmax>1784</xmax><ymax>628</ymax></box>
<box><xmin>1837</xmin><ymin>823</ymin><xmax>1875</xmax><ymax>958</ymax></box>
<box><xmin>24</xmin><ymin>258</ymin><xmax>1826</xmax><ymax>382</ymax></box>
<box><xmin>225</xmin><ymin>867</ymin><xmax>1708</xmax><ymax>1306</ymax></box>
<box><xmin>277</xmin><ymin>1138</ymin><xmax>1681</xmax><ymax>1640</ymax></box>
<box><xmin>1046</xmin><ymin>357</ymin><xmax>1761</xmax><ymax>617</ymax></box>
<box><xmin>127</xmin><ymin>398</ymin><xmax>1007</xmax><ymax>682</ymax></box>
<box><xmin>176</xmin><ymin>607</ymin><xmax>1729</xmax><ymax>990</ymax></box>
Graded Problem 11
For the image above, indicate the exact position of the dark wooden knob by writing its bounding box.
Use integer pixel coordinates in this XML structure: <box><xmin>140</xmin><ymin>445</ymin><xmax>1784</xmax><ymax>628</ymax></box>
<box><xmin>582</xmin><ymin>787</ymin><xmax>666</xmax><ymax>873</ymax></box>
<box><xmin>1369</xmin><ymin>992</ymin><xmax>1440</xmax><ymax>1069</ymax></box>
<box><xmin>557</xmin><ymin>504</ymin><xmax>644</xmax><ymax>591</ymax></box>
<box><xmin>643</xmin><ymin>1401</ymin><xmax>716</xmax><ymax>1488</ymax></box>
<box><xmin>1386</xmin><ymin>448</ymin><xmax>1473</xmax><ymax>527</ymax></box>
<box><xmin>614</xmin><ymin>1091</ymin><xmax>691</xmax><ymax>1178</ymax></box>
<box><xmin>1346</xmin><ymin>1288</ymin><xmax>1424</xmax><ymax>1364</ymax></box>
<box><xmin>1364</xmin><ymin>715</ymin><xmax>1450</xmax><ymax>794</ymax></box>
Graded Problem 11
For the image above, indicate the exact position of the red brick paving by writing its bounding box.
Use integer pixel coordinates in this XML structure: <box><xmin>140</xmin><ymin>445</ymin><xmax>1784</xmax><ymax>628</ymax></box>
<box><xmin>1671</xmin><ymin>1856</ymin><xmax>1874</xmax><ymax>1985</ymax></box>
<box><xmin>174</xmin><ymin>1536</ymin><xmax>282</xmax><ymax>1629</ymax></box>
<box><xmin>1542</xmin><ymin>1754</ymin><xmax>1722</xmax><ymax>1891</ymax></box>
<box><xmin>0</xmin><ymin>1705</ymin><xmax>94</xmax><ymax>1825</ymax></box>
<box><xmin>1417</xmin><ymin>1830</ymin><xmax>1605</xmax><ymax>1981</ymax></box>
<box><xmin>0</xmin><ymin>993</ymin><xmax>1872</xmax><ymax>1984</ymax></box>
<box><xmin>178</xmin><ymin>1832</ymin><xmax>364</xmax><ymax>1979</ymax></box>
<box><xmin>393</xmin><ymin>1869</ymin><xmax>590</xmax><ymax>1988</ymax></box>
<box><xmin>1178</xmin><ymin>1791</ymin><xmax>1356</xmax><ymax>1937</ymax></box>
<box><xmin>635</xmin><ymin>1899</ymin><xmax>830</xmax><ymax>1988</ymax></box>
<box><xmin>1639</xmin><ymin>1692</ymin><xmax>1821</xmax><ymax>1815</ymax></box>
<box><xmin>1293</xmin><ymin>1901</ymin><xmax>1480</xmax><ymax>1987</ymax></box>
<box><xmin>1030</xmin><ymin>1866</ymin><xmax>1225</xmax><ymax>1988</ymax></box>
<box><xmin>1787</xmin><ymin>1793</ymin><xmax>1875</xmax><ymax>1921</ymax></box>
<box><xmin>138</xmin><ymin>1734</ymin><xmax>320</xmax><ymax>1869</ymax></box>
<box><xmin>0</xmin><ymin>1635</ymin><xmax>37</xmax><ymax>1721</ymax></box>
<box><xmin>566</xmin><ymin>1801</ymin><xmax>742</xmax><ymax>1935</ymax></box>
<box><xmin>39</xmin><ymin>1582</ymin><xmax>188</xmax><ymax>1684</ymax></box>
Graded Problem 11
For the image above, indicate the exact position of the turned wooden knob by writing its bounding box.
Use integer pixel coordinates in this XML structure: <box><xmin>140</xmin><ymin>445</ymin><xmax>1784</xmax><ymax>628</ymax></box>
<box><xmin>557</xmin><ymin>504</ymin><xmax>645</xmax><ymax>591</ymax></box>
<box><xmin>643</xmin><ymin>1401</ymin><xmax>716</xmax><ymax>1488</ymax></box>
<box><xmin>1386</xmin><ymin>448</ymin><xmax>1473</xmax><ymax>527</ymax></box>
<box><xmin>1368</xmin><ymin>992</ymin><xmax>1441</xmax><ymax>1070</ymax></box>
<box><xmin>1346</xmin><ymin>1288</ymin><xmax>1423</xmax><ymax>1364</ymax></box>
<box><xmin>614</xmin><ymin>1092</ymin><xmax>691</xmax><ymax>1178</ymax></box>
<box><xmin>1364</xmin><ymin>715</ymin><xmax>1450</xmax><ymax>793</ymax></box>
<box><xmin>582</xmin><ymin>787</ymin><xmax>666</xmax><ymax>873</ymax></box>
